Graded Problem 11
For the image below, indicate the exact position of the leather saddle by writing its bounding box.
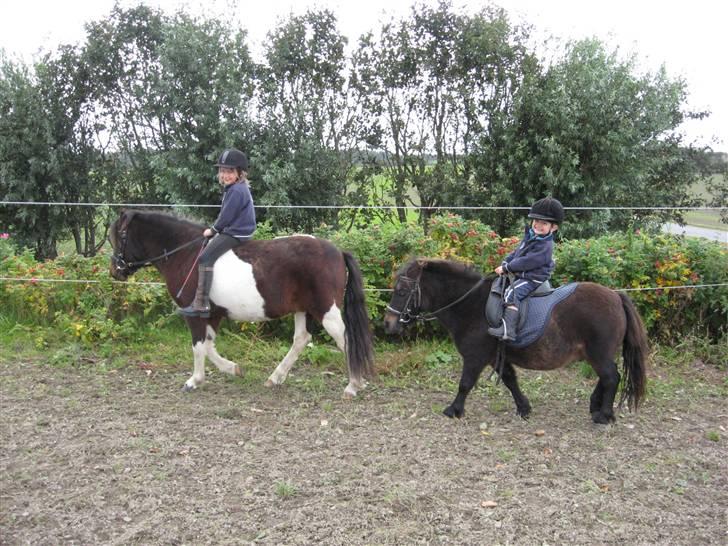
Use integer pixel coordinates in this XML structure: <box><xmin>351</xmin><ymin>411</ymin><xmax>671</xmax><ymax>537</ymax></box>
<box><xmin>485</xmin><ymin>275</ymin><xmax>554</xmax><ymax>331</ymax></box>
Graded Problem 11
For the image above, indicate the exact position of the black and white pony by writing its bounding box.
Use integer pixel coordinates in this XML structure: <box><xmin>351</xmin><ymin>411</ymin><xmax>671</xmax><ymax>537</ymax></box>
<box><xmin>110</xmin><ymin>210</ymin><xmax>374</xmax><ymax>397</ymax></box>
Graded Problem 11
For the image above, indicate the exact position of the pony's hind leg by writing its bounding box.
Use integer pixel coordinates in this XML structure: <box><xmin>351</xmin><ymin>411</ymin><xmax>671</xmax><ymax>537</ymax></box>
<box><xmin>204</xmin><ymin>324</ymin><xmax>243</xmax><ymax>378</ymax></box>
<box><xmin>321</xmin><ymin>304</ymin><xmax>363</xmax><ymax>399</ymax></box>
<box><xmin>266</xmin><ymin>312</ymin><xmax>311</xmax><ymax>387</ymax></box>
<box><xmin>589</xmin><ymin>359</ymin><xmax>621</xmax><ymax>424</ymax></box>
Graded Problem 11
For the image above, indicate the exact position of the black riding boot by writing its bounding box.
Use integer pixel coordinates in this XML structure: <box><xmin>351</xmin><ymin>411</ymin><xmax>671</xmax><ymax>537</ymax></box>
<box><xmin>487</xmin><ymin>307</ymin><xmax>519</xmax><ymax>341</ymax></box>
<box><xmin>179</xmin><ymin>266</ymin><xmax>214</xmax><ymax>318</ymax></box>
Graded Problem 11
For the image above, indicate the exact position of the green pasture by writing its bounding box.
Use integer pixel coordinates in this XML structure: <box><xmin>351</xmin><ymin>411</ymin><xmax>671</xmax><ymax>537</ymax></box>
<box><xmin>1</xmin><ymin>316</ymin><xmax>725</xmax><ymax>407</ymax></box>
<box><xmin>684</xmin><ymin>174</ymin><xmax>727</xmax><ymax>231</ymax></box>
<box><xmin>684</xmin><ymin>210</ymin><xmax>726</xmax><ymax>231</ymax></box>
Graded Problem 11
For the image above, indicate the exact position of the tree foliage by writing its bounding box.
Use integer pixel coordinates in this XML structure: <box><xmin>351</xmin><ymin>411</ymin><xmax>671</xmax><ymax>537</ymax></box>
<box><xmin>352</xmin><ymin>2</ymin><xmax>536</xmax><ymax>225</ymax></box>
<box><xmin>474</xmin><ymin>38</ymin><xmax>708</xmax><ymax>236</ymax></box>
<box><xmin>253</xmin><ymin>9</ymin><xmax>368</xmax><ymax>231</ymax></box>
<box><xmin>0</xmin><ymin>1</ymin><xmax>720</xmax><ymax>255</ymax></box>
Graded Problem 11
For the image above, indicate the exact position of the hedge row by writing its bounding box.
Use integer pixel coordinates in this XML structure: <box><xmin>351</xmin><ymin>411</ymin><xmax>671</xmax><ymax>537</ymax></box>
<box><xmin>1</xmin><ymin>214</ymin><xmax>726</xmax><ymax>344</ymax></box>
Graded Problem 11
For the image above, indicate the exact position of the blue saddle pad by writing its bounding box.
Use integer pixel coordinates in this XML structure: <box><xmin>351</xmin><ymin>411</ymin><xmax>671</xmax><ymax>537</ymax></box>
<box><xmin>507</xmin><ymin>283</ymin><xmax>579</xmax><ymax>348</ymax></box>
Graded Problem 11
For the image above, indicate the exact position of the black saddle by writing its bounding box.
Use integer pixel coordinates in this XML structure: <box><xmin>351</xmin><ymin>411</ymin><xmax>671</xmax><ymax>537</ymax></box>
<box><xmin>485</xmin><ymin>275</ymin><xmax>554</xmax><ymax>331</ymax></box>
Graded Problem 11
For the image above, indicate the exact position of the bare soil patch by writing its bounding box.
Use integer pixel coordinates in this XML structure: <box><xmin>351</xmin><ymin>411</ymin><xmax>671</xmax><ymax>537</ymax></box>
<box><xmin>1</xmin><ymin>358</ymin><xmax>726</xmax><ymax>545</ymax></box>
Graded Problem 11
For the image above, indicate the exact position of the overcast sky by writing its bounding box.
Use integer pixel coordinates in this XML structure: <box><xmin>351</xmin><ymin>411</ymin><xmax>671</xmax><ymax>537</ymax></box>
<box><xmin>1</xmin><ymin>0</ymin><xmax>726</xmax><ymax>152</ymax></box>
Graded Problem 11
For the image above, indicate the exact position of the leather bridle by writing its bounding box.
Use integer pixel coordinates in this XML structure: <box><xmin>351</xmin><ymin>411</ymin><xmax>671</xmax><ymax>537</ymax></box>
<box><xmin>387</xmin><ymin>270</ymin><xmax>485</xmax><ymax>324</ymax></box>
<box><xmin>111</xmin><ymin>215</ymin><xmax>205</xmax><ymax>277</ymax></box>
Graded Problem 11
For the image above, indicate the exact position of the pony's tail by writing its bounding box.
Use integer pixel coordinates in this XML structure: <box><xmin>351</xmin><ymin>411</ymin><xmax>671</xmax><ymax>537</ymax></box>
<box><xmin>342</xmin><ymin>251</ymin><xmax>375</xmax><ymax>382</ymax></box>
<box><xmin>618</xmin><ymin>292</ymin><xmax>649</xmax><ymax>410</ymax></box>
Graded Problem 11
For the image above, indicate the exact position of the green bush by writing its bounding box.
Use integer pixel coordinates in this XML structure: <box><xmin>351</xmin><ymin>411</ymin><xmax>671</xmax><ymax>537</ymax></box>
<box><xmin>555</xmin><ymin>231</ymin><xmax>727</xmax><ymax>340</ymax></box>
<box><xmin>0</xmin><ymin>246</ymin><xmax>173</xmax><ymax>342</ymax></box>
<box><xmin>1</xmin><ymin>215</ymin><xmax>725</xmax><ymax>345</ymax></box>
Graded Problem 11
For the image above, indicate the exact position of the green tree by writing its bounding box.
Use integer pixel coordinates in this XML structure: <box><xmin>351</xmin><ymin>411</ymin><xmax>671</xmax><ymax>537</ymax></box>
<box><xmin>254</xmin><ymin>9</ymin><xmax>369</xmax><ymax>232</ymax></box>
<box><xmin>353</xmin><ymin>1</ymin><xmax>534</xmax><ymax>225</ymax></box>
<box><xmin>83</xmin><ymin>6</ymin><xmax>257</xmax><ymax>222</ymax></box>
<box><xmin>37</xmin><ymin>46</ymin><xmax>111</xmax><ymax>256</ymax></box>
<box><xmin>83</xmin><ymin>4</ymin><xmax>168</xmax><ymax>207</ymax></box>
<box><xmin>0</xmin><ymin>48</ymin><xmax>107</xmax><ymax>259</ymax></box>
<box><xmin>0</xmin><ymin>54</ymin><xmax>62</xmax><ymax>259</ymax></box>
<box><xmin>475</xmin><ymin>38</ymin><xmax>707</xmax><ymax>237</ymax></box>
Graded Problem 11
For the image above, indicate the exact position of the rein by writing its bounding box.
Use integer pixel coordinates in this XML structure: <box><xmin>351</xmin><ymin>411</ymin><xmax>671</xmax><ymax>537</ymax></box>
<box><xmin>387</xmin><ymin>274</ymin><xmax>485</xmax><ymax>324</ymax></box>
<box><xmin>113</xmin><ymin>231</ymin><xmax>206</xmax><ymax>275</ymax></box>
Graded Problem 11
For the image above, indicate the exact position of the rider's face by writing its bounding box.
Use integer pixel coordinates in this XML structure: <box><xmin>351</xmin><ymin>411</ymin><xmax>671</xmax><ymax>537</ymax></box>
<box><xmin>532</xmin><ymin>219</ymin><xmax>557</xmax><ymax>236</ymax></box>
<box><xmin>217</xmin><ymin>167</ymin><xmax>238</xmax><ymax>186</ymax></box>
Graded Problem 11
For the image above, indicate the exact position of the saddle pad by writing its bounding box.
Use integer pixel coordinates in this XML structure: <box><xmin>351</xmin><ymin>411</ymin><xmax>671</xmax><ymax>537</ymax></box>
<box><xmin>507</xmin><ymin>283</ymin><xmax>579</xmax><ymax>349</ymax></box>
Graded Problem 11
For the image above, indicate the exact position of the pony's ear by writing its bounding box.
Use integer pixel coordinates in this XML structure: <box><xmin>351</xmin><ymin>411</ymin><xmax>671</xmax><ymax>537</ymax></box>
<box><xmin>416</xmin><ymin>258</ymin><xmax>429</xmax><ymax>269</ymax></box>
<box><xmin>119</xmin><ymin>209</ymin><xmax>136</xmax><ymax>231</ymax></box>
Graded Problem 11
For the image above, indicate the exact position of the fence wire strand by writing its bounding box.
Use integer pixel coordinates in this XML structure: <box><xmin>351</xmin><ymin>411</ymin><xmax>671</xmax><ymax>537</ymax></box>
<box><xmin>0</xmin><ymin>276</ymin><xmax>726</xmax><ymax>293</ymax></box>
<box><xmin>1</xmin><ymin>201</ymin><xmax>725</xmax><ymax>294</ymax></box>
<box><xmin>1</xmin><ymin>200</ymin><xmax>726</xmax><ymax>211</ymax></box>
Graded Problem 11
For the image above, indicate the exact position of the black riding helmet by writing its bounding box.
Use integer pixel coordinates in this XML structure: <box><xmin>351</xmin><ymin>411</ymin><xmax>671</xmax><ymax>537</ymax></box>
<box><xmin>528</xmin><ymin>197</ymin><xmax>564</xmax><ymax>224</ymax></box>
<box><xmin>214</xmin><ymin>148</ymin><xmax>249</xmax><ymax>171</ymax></box>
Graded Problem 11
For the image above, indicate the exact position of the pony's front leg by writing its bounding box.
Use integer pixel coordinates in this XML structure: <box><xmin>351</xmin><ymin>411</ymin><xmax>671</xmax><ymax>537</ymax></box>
<box><xmin>266</xmin><ymin>312</ymin><xmax>311</xmax><ymax>387</ymax></box>
<box><xmin>182</xmin><ymin>319</ymin><xmax>208</xmax><ymax>392</ymax></box>
<box><xmin>204</xmin><ymin>325</ymin><xmax>243</xmax><ymax>378</ymax></box>
<box><xmin>499</xmin><ymin>361</ymin><xmax>531</xmax><ymax>419</ymax></box>
<box><xmin>444</xmin><ymin>352</ymin><xmax>487</xmax><ymax>419</ymax></box>
<box><xmin>183</xmin><ymin>338</ymin><xmax>207</xmax><ymax>392</ymax></box>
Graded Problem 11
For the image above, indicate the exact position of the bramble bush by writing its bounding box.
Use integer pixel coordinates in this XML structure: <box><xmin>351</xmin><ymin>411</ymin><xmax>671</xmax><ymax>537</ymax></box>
<box><xmin>0</xmin><ymin>240</ymin><xmax>173</xmax><ymax>343</ymax></box>
<box><xmin>555</xmin><ymin>231</ymin><xmax>728</xmax><ymax>340</ymax></box>
<box><xmin>1</xmin><ymin>215</ymin><xmax>726</xmax><ymax>345</ymax></box>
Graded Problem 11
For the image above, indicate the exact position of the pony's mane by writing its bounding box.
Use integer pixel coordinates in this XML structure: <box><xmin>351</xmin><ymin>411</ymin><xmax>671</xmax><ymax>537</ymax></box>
<box><xmin>400</xmin><ymin>257</ymin><xmax>485</xmax><ymax>281</ymax></box>
<box><xmin>129</xmin><ymin>209</ymin><xmax>206</xmax><ymax>231</ymax></box>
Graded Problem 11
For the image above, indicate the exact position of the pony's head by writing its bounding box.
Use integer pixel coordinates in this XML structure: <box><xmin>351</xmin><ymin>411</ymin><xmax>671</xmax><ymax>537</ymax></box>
<box><xmin>109</xmin><ymin>209</ymin><xmax>141</xmax><ymax>280</ymax></box>
<box><xmin>384</xmin><ymin>258</ymin><xmax>481</xmax><ymax>334</ymax></box>
<box><xmin>383</xmin><ymin>259</ymin><xmax>427</xmax><ymax>333</ymax></box>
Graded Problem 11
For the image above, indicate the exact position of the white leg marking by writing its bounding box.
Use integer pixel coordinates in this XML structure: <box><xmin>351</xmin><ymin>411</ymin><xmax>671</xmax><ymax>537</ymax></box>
<box><xmin>204</xmin><ymin>325</ymin><xmax>242</xmax><ymax>377</ymax></box>
<box><xmin>322</xmin><ymin>304</ymin><xmax>364</xmax><ymax>398</ymax></box>
<box><xmin>184</xmin><ymin>341</ymin><xmax>207</xmax><ymax>390</ymax></box>
<box><xmin>322</xmin><ymin>305</ymin><xmax>346</xmax><ymax>353</ymax></box>
<box><xmin>266</xmin><ymin>312</ymin><xmax>311</xmax><ymax>387</ymax></box>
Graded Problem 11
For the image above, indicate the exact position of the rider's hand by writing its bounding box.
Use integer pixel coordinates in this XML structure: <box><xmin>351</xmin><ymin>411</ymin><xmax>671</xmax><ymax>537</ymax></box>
<box><xmin>495</xmin><ymin>266</ymin><xmax>503</xmax><ymax>275</ymax></box>
<box><xmin>203</xmin><ymin>228</ymin><xmax>214</xmax><ymax>238</ymax></box>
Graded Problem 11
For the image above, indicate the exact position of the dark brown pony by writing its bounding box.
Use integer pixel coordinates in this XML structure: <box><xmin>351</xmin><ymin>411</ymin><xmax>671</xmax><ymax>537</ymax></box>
<box><xmin>110</xmin><ymin>210</ymin><xmax>374</xmax><ymax>397</ymax></box>
<box><xmin>384</xmin><ymin>258</ymin><xmax>649</xmax><ymax>424</ymax></box>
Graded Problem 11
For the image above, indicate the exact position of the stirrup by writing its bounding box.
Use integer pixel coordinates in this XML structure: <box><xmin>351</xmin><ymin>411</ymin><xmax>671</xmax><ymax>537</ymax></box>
<box><xmin>178</xmin><ymin>304</ymin><xmax>210</xmax><ymax>318</ymax></box>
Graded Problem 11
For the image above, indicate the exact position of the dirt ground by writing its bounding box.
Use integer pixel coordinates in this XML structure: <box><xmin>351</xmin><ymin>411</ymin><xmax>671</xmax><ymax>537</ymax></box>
<box><xmin>1</xmin><ymin>356</ymin><xmax>726</xmax><ymax>546</ymax></box>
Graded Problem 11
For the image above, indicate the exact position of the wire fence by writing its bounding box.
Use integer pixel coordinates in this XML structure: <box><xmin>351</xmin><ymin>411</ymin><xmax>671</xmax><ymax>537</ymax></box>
<box><xmin>1</xmin><ymin>276</ymin><xmax>726</xmax><ymax>294</ymax></box>
<box><xmin>1</xmin><ymin>200</ymin><xmax>726</xmax><ymax>211</ymax></box>
<box><xmin>1</xmin><ymin>200</ymin><xmax>725</xmax><ymax>293</ymax></box>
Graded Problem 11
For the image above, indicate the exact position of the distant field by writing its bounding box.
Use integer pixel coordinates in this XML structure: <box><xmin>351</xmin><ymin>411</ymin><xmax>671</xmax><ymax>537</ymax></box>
<box><xmin>686</xmin><ymin>174</ymin><xmax>727</xmax><ymax>231</ymax></box>
<box><xmin>684</xmin><ymin>210</ymin><xmax>726</xmax><ymax>231</ymax></box>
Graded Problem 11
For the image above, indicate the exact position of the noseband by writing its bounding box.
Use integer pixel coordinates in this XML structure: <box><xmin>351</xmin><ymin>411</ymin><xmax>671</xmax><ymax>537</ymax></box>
<box><xmin>387</xmin><ymin>272</ymin><xmax>486</xmax><ymax>324</ymax></box>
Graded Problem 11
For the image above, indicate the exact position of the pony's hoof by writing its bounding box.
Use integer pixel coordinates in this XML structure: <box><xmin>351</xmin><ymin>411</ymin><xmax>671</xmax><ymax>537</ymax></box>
<box><xmin>342</xmin><ymin>387</ymin><xmax>357</xmax><ymax>400</ymax></box>
<box><xmin>234</xmin><ymin>365</ymin><xmax>243</xmax><ymax>377</ymax></box>
<box><xmin>181</xmin><ymin>383</ymin><xmax>197</xmax><ymax>393</ymax></box>
<box><xmin>443</xmin><ymin>405</ymin><xmax>463</xmax><ymax>419</ymax></box>
<box><xmin>591</xmin><ymin>411</ymin><xmax>615</xmax><ymax>425</ymax></box>
<box><xmin>264</xmin><ymin>379</ymin><xmax>277</xmax><ymax>388</ymax></box>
